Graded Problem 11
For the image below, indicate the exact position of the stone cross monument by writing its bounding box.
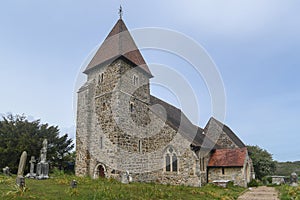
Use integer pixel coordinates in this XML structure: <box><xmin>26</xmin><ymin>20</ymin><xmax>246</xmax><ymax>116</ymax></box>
<box><xmin>28</xmin><ymin>156</ymin><xmax>36</xmax><ymax>178</ymax></box>
<box><xmin>36</xmin><ymin>139</ymin><xmax>49</xmax><ymax>179</ymax></box>
<box><xmin>40</xmin><ymin>139</ymin><xmax>47</xmax><ymax>163</ymax></box>
<box><xmin>16</xmin><ymin>151</ymin><xmax>27</xmax><ymax>187</ymax></box>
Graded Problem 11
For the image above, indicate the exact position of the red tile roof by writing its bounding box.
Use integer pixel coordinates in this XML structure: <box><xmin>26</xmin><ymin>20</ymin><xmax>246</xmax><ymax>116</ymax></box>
<box><xmin>84</xmin><ymin>19</ymin><xmax>152</xmax><ymax>77</ymax></box>
<box><xmin>208</xmin><ymin>148</ymin><xmax>248</xmax><ymax>167</ymax></box>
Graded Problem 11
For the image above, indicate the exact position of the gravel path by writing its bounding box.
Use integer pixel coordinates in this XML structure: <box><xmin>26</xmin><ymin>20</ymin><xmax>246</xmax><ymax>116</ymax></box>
<box><xmin>238</xmin><ymin>186</ymin><xmax>279</xmax><ymax>200</ymax></box>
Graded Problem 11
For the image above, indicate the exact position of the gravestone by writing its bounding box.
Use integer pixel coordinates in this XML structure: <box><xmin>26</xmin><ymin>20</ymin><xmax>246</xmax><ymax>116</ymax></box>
<box><xmin>2</xmin><ymin>166</ymin><xmax>11</xmax><ymax>176</ymax></box>
<box><xmin>16</xmin><ymin>151</ymin><xmax>27</xmax><ymax>188</ymax></box>
<box><xmin>26</xmin><ymin>156</ymin><xmax>36</xmax><ymax>178</ymax></box>
<box><xmin>70</xmin><ymin>180</ymin><xmax>77</xmax><ymax>188</ymax></box>
<box><xmin>121</xmin><ymin>171</ymin><xmax>132</xmax><ymax>184</ymax></box>
<box><xmin>290</xmin><ymin>172</ymin><xmax>298</xmax><ymax>187</ymax></box>
<box><xmin>121</xmin><ymin>172</ymin><xmax>129</xmax><ymax>184</ymax></box>
<box><xmin>36</xmin><ymin>139</ymin><xmax>49</xmax><ymax>179</ymax></box>
<box><xmin>29</xmin><ymin>156</ymin><xmax>36</xmax><ymax>177</ymax></box>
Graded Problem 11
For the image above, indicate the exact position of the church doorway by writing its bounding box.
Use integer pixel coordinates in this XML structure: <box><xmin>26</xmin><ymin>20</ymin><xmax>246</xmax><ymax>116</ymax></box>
<box><xmin>94</xmin><ymin>163</ymin><xmax>106</xmax><ymax>179</ymax></box>
<box><xmin>98</xmin><ymin>165</ymin><xmax>105</xmax><ymax>178</ymax></box>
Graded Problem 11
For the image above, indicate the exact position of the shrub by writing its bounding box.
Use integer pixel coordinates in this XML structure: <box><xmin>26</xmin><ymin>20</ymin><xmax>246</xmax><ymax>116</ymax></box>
<box><xmin>247</xmin><ymin>179</ymin><xmax>260</xmax><ymax>187</ymax></box>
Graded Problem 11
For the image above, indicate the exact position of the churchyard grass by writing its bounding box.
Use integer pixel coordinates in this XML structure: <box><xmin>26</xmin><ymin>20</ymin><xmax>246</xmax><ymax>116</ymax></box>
<box><xmin>0</xmin><ymin>174</ymin><xmax>245</xmax><ymax>200</ymax></box>
<box><xmin>277</xmin><ymin>184</ymin><xmax>300</xmax><ymax>200</ymax></box>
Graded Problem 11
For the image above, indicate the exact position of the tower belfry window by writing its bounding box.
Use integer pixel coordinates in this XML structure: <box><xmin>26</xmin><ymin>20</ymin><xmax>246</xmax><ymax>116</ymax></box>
<box><xmin>130</xmin><ymin>102</ymin><xmax>134</xmax><ymax>112</ymax></box>
<box><xmin>98</xmin><ymin>73</ymin><xmax>104</xmax><ymax>84</ymax></box>
<box><xmin>133</xmin><ymin>75</ymin><xmax>139</xmax><ymax>86</ymax></box>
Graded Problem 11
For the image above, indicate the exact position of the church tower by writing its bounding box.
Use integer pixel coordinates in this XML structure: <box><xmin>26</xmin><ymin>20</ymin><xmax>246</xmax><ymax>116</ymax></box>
<box><xmin>76</xmin><ymin>13</ymin><xmax>206</xmax><ymax>185</ymax></box>
<box><xmin>75</xmin><ymin>13</ymin><xmax>155</xmax><ymax>177</ymax></box>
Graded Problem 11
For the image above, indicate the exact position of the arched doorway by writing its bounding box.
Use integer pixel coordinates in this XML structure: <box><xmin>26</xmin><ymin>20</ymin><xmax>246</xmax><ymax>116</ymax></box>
<box><xmin>98</xmin><ymin>165</ymin><xmax>105</xmax><ymax>178</ymax></box>
<box><xmin>93</xmin><ymin>163</ymin><xmax>106</xmax><ymax>179</ymax></box>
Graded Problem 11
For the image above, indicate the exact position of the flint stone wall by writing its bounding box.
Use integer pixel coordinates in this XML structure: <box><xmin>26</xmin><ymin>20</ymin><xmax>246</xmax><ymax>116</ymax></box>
<box><xmin>76</xmin><ymin>59</ymin><xmax>206</xmax><ymax>187</ymax></box>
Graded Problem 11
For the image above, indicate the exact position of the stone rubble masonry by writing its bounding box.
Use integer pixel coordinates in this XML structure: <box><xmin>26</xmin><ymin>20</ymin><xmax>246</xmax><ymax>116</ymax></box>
<box><xmin>205</xmin><ymin>119</ymin><xmax>239</xmax><ymax>149</ymax></box>
<box><xmin>75</xmin><ymin>58</ymin><xmax>206</xmax><ymax>186</ymax></box>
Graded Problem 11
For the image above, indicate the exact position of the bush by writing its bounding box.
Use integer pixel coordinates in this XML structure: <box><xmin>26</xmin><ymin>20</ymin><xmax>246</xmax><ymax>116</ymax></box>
<box><xmin>52</xmin><ymin>168</ymin><xmax>65</xmax><ymax>177</ymax></box>
<box><xmin>248</xmin><ymin>179</ymin><xmax>260</xmax><ymax>187</ymax></box>
<box><xmin>262</xmin><ymin>176</ymin><xmax>273</xmax><ymax>185</ymax></box>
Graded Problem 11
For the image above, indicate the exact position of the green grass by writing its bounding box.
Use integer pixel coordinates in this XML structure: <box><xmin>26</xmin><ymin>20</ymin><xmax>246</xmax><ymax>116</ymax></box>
<box><xmin>0</xmin><ymin>174</ymin><xmax>245</xmax><ymax>200</ymax></box>
<box><xmin>277</xmin><ymin>184</ymin><xmax>300</xmax><ymax>200</ymax></box>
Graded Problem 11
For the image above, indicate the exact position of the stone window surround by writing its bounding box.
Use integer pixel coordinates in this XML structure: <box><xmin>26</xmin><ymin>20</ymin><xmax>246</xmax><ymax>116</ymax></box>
<box><xmin>78</xmin><ymin>152</ymin><xmax>83</xmax><ymax>162</ymax></box>
<box><xmin>100</xmin><ymin>136</ymin><xmax>103</xmax><ymax>149</ymax></box>
<box><xmin>163</xmin><ymin>146</ymin><xmax>179</xmax><ymax>174</ymax></box>
<box><xmin>93</xmin><ymin>163</ymin><xmax>107</xmax><ymax>179</ymax></box>
<box><xmin>138</xmin><ymin>140</ymin><xmax>142</xmax><ymax>153</ymax></box>
<box><xmin>130</xmin><ymin>102</ymin><xmax>134</xmax><ymax>112</ymax></box>
<box><xmin>98</xmin><ymin>72</ymin><xmax>104</xmax><ymax>84</ymax></box>
<box><xmin>133</xmin><ymin>74</ymin><xmax>139</xmax><ymax>86</ymax></box>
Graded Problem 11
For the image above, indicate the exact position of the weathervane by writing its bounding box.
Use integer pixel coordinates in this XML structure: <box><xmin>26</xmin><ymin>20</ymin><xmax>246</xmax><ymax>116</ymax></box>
<box><xmin>118</xmin><ymin>5</ymin><xmax>123</xmax><ymax>19</ymax></box>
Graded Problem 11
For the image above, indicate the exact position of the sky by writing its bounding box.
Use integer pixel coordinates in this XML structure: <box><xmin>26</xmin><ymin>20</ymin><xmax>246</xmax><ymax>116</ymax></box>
<box><xmin>0</xmin><ymin>0</ymin><xmax>299</xmax><ymax>161</ymax></box>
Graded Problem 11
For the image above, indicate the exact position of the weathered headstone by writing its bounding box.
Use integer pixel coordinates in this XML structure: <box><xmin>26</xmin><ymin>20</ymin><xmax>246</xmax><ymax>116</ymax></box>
<box><xmin>16</xmin><ymin>151</ymin><xmax>27</xmax><ymax>188</ymax></box>
<box><xmin>70</xmin><ymin>180</ymin><xmax>77</xmax><ymax>188</ymax></box>
<box><xmin>121</xmin><ymin>172</ymin><xmax>129</xmax><ymax>184</ymax></box>
<box><xmin>290</xmin><ymin>172</ymin><xmax>298</xmax><ymax>187</ymax></box>
<box><xmin>25</xmin><ymin>156</ymin><xmax>36</xmax><ymax>178</ymax></box>
<box><xmin>2</xmin><ymin>166</ymin><xmax>11</xmax><ymax>176</ymax></box>
<box><xmin>121</xmin><ymin>171</ymin><xmax>132</xmax><ymax>184</ymax></box>
<box><xmin>36</xmin><ymin>139</ymin><xmax>49</xmax><ymax>179</ymax></box>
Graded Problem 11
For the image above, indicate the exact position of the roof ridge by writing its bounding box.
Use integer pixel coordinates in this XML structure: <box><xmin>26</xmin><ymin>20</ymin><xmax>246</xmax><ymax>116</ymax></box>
<box><xmin>150</xmin><ymin>95</ymin><xmax>217</xmax><ymax>148</ymax></box>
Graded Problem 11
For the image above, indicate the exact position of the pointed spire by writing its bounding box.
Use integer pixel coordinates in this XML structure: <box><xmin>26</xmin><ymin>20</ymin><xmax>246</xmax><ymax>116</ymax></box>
<box><xmin>83</xmin><ymin>18</ymin><xmax>153</xmax><ymax>77</ymax></box>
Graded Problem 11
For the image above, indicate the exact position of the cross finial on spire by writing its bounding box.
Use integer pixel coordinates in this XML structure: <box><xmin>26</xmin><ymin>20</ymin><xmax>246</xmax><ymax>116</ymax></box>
<box><xmin>118</xmin><ymin>5</ymin><xmax>123</xmax><ymax>19</ymax></box>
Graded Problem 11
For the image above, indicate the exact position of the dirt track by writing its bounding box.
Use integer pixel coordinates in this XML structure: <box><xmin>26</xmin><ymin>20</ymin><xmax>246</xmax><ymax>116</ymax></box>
<box><xmin>238</xmin><ymin>186</ymin><xmax>279</xmax><ymax>200</ymax></box>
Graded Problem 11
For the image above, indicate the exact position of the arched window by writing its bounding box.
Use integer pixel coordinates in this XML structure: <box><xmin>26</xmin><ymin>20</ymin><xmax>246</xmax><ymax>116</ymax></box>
<box><xmin>165</xmin><ymin>146</ymin><xmax>178</xmax><ymax>172</ymax></box>
<box><xmin>166</xmin><ymin>154</ymin><xmax>171</xmax><ymax>172</ymax></box>
<box><xmin>133</xmin><ymin>75</ymin><xmax>139</xmax><ymax>86</ymax></box>
<box><xmin>172</xmin><ymin>155</ymin><xmax>177</xmax><ymax>172</ymax></box>
<box><xmin>130</xmin><ymin>102</ymin><xmax>134</xmax><ymax>112</ymax></box>
<box><xmin>100</xmin><ymin>136</ymin><xmax>103</xmax><ymax>149</ymax></box>
<box><xmin>98</xmin><ymin>73</ymin><xmax>104</xmax><ymax>84</ymax></box>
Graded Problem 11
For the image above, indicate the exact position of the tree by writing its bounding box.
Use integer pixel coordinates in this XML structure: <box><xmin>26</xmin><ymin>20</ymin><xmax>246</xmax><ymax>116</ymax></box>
<box><xmin>0</xmin><ymin>114</ymin><xmax>74</xmax><ymax>173</ymax></box>
<box><xmin>247</xmin><ymin>145</ymin><xmax>276</xmax><ymax>180</ymax></box>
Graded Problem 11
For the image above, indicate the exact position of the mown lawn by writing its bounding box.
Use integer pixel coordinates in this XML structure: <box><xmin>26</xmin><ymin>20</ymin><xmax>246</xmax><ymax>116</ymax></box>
<box><xmin>0</xmin><ymin>175</ymin><xmax>245</xmax><ymax>200</ymax></box>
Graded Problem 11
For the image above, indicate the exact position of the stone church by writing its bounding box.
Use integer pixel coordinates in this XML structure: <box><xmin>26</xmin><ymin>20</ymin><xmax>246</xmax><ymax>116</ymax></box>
<box><xmin>75</xmin><ymin>15</ymin><xmax>254</xmax><ymax>187</ymax></box>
